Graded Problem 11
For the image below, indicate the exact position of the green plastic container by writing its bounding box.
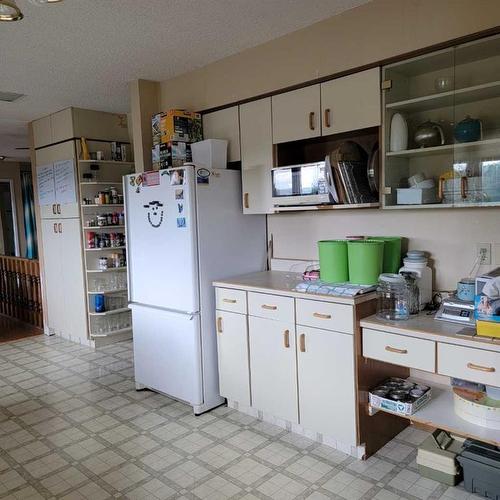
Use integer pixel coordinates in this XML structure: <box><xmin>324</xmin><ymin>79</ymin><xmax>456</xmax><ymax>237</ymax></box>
<box><xmin>318</xmin><ymin>240</ymin><xmax>348</xmax><ymax>283</ymax></box>
<box><xmin>369</xmin><ymin>236</ymin><xmax>402</xmax><ymax>273</ymax></box>
<box><xmin>347</xmin><ymin>240</ymin><xmax>384</xmax><ymax>285</ymax></box>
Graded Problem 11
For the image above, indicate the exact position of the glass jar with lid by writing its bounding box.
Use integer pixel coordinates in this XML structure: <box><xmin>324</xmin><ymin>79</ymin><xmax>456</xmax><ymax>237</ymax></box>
<box><xmin>376</xmin><ymin>273</ymin><xmax>410</xmax><ymax>320</ymax></box>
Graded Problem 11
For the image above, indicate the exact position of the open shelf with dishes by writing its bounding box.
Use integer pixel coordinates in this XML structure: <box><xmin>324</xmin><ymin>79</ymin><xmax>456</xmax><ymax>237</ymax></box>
<box><xmin>382</xmin><ymin>33</ymin><xmax>500</xmax><ymax>209</ymax></box>
<box><xmin>77</xmin><ymin>157</ymin><xmax>134</xmax><ymax>339</ymax></box>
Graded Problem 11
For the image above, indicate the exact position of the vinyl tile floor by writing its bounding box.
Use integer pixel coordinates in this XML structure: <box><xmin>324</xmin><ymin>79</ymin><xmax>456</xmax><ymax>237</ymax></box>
<box><xmin>0</xmin><ymin>336</ymin><xmax>484</xmax><ymax>499</ymax></box>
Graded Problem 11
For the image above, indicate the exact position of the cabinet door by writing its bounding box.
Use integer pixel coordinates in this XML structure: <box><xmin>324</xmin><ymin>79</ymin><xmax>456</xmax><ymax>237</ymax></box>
<box><xmin>249</xmin><ymin>316</ymin><xmax>298</xmax><ymax>422</ymax></box>
<box><xmin>32</xmin><ymin>116</ymin><xmax>53</xmax><ymax>149</ymax></box>
<box><xmin>321</xmin><ymin>68</ymin><xmax>381</xmax><ymax>136</ymax></box>
<box><xmin>272</xmin><ymin>85</ymin><xmax>320</xmax><ymax>144</ymax></box>
<box><xmin>216</xmin><ymin>310</ymin><xmax>250</xmax><ymax>405</ymax></box>
<box><xmin>202</xmin><ymin>107</ymin><xmax>241</xmax><ymax>162</ymax></box>
<box><xmin>40</xmin><ymin>220</ymin><xmax>64</xmax><ymax>335</ymax></box>
<box><xmin>50</xmin><ymin>109</ymin><xmax>74</xmax><ymax>144</ymax></box>
<box><xmin>240</xmin><ymin>98</ymin><xmax>274</xmax><ymax>214</ymax></box>
<box><xmin>54</xmin><ymin>160</ymin><xmax>79</xmax><ymax>218</ymax></box>
<box><xmin>59</xmin><ymin>219</ymin><xmax>88</xmax><ymax>342</ymax></box>
<box><xmin>297</xmin><ymin>326</ymin><xmax>357</xmax><ymax>444</ymax></box>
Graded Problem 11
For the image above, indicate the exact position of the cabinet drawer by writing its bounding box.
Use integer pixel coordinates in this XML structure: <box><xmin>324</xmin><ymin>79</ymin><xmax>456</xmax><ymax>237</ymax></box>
<box><xmin>363</xmin><ymin>329</ymin><xmax>436</xmax><ymax>372</ymax></box>
<box><xmin>215</xmin><ymin>288</ymin><xmax>247</xmax><ymax>314</ymax></box>
<box><xmin>438</xmin><ymin>343</ymin><xmax>500</xmax><ymax>387</ymax></box>
<box><xmin>296</xmin><ymin>298</ymin><xmax>353</xmax><ymax>334</ymax></box>
<box><xmin>248</xmin><ymin>292</ymin><xmax>294</xmax><ymax>322</ymax></box>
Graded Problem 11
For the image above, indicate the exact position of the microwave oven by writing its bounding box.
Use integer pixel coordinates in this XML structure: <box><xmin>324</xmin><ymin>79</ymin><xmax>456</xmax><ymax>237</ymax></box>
<box><xmin>271</xmin><ymin>159</ymin><xmax>335</xmax><ymax>206</ymax></box>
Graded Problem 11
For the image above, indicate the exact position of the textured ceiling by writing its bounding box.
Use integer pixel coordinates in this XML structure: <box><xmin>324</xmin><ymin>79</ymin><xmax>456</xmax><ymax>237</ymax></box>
<box><xmin>0</xmin><ymin>0</ymin><xmax>370</xmax><ymax>160</ymax></box>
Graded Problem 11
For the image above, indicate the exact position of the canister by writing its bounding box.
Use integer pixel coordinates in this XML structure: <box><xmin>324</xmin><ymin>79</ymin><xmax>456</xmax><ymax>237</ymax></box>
<box><xmin>347</xmin><ymin>240</ymin><xmax>384</xmax><ymax>285</ymax></box>
<box><xmin>318</xmin><ymin>240</ymin><xmax>348</xmax><ymax>283</ymax></box>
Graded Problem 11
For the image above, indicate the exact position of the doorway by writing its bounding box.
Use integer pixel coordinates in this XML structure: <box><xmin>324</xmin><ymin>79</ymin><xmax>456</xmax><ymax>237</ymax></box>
<box><xmin>0</xmin><ymin>179</ymin><xmax>19</xmax><ymax>256</ymax></box>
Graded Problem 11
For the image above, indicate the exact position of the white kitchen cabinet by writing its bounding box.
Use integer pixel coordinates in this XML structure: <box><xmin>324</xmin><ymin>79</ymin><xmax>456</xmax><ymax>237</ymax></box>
<box><xmin>40</xmin><ymin>218</ymin><xmax>87</xmax><ymax>341</ymax></box>
<box><xmin>40</xmin><ymin>220</ymin><xmax>64</xmax><ymax>336</ymax></box>
<box><xmin>321</xmin><ymin>68</ymin><xmax>381</xmax><ymax>135</ymax></box>
<box><xmin>297</xmin><ymin>326</ymin><xmax>357</xmax><ymax>443</ymax></box>
<box><xmin>272</xmin><ymin>85</ymin><xmax>321</xmax><ymax>144</ymax></box>
<box><xmin>215</xmin><ymin>310</ymin><xmax>251</xmax><ymax>405</ymax></box>
<box><xmin>249</xmin><ymin>316</ymin><xmax>298</xmax><ymax>422</ymax></box>
<box><xmin>239</xmin><ymin>98</ymin><xmax>274</xmax><ymax>214</ymax></box>
<box><xmin>202</xmin><ymin>107</ymin><xmax>241</xmax><ymax>162</ymax></box>
<box><xmin>32</xmin><ymin>108</ymin><xmax>74</xmax><ymax>148</ymax></box>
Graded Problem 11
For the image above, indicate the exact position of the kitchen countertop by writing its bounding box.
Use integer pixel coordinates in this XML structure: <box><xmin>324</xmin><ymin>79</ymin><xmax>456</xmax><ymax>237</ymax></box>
<box><xmin>213</xmin><ymin>271</ymin><xmax>376</xmax><ymax>305</ymax></box>
<box><xmin>361</xmin><ymin>312</ymin><xmax>500</xmax><ymax>353</ymax></box>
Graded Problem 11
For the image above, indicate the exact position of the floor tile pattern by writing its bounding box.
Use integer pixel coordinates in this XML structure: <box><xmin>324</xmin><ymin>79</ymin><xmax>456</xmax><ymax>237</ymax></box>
<box><xmin>0</xmin><ymin>336</ymin><xmax>484</xmax><ymax>499</ymax></box>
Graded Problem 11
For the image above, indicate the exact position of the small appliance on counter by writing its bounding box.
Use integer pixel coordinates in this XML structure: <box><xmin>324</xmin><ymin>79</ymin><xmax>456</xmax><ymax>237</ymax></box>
<box><xmin>435</xmin><ymin>297</ymin><xmax>475</xmax><ymax>326</ymax></box>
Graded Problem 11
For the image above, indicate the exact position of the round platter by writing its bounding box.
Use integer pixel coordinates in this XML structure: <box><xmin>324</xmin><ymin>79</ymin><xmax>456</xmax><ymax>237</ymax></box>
<box><xmin>453</xmin><ymin>387</ymin><xmax>500</xmax><ymax>430</ymax></box>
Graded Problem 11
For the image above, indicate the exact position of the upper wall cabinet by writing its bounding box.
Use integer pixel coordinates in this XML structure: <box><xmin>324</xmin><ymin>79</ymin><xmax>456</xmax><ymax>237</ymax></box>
<box><xmin>321</xmin><ymin>68</ymin><xmax>381</xmax><ymax>135</ymax></box>
<box><xmin>202</xmin><ymin>106</ymin><xmax>241</xmax><ymax>162</ymax></box>
<box><xmin>239</xmin><ymin>98</ymin><xmax>274</xmax><ymax>214</ymax></box>
<box><xmin>272</xmin><ymin>85</ymin><xmax>321</xmax><ymax>144</ymax></box>
<box><xmin>272</xmin><ymin>69</ymin><xmax>381</xmax><ymax>144</ymax></box>
<box><xmin>382</xmin><ymin>34</ymin><xmax>500</xmax><ymax>209</ymax></box>
<box><xmin>32</xmin><ymin>109</ymin><xmax>74</xmax><ymax>149</ymax></box>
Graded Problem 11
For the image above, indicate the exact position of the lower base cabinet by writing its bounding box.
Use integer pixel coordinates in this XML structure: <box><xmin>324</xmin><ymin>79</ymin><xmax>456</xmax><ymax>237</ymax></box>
<box><xmin>249</xmin><ymin>316</ymin><xmax>298</xmax><ymax>423</ymax></box>
<box><xmin>216</xmin><ymin>310</ymin><xmax>251</xmax><ymax>406</ymax></box>
<box><xmin>297</xmin><ymin>326</ymin><xmax>357</xmax><ymax>444</ymax></box>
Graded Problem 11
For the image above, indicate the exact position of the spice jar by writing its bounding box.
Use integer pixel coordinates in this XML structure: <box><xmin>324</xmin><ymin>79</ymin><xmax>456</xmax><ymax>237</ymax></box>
<box><xmin>99</xmin><ymin>257</ymin><xmax>108</xmax><ymax>270</ymax></box>
<box><xmin>97</xmin><ymin>215</ymin><xmax>107</xmax><ymax>227</ymax></box>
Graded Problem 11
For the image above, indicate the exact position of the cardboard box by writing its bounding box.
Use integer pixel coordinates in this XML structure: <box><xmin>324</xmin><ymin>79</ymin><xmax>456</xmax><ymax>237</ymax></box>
<box><xmin>160</xmin><ymin>141</ymin><xmax>192</xmax><ymax>168</ymax></box>
<box><xmin>152</xmin><ymin>113</ymin><xmax>162</xmax><ymax>146</ymax></box>
<box><xmin>160</xmin><ymin>110</ymin><xmax>202</xmax><ymax>143</ymax></box>
<box><xmin>475</xmin><ymin>267</ymin><xmax>500</xmax><ymax>329</ymax></box>
<box><xmin>369</xmin><ymin>379</ymin><xmax>432</xmax><ymax>416</ymax></box>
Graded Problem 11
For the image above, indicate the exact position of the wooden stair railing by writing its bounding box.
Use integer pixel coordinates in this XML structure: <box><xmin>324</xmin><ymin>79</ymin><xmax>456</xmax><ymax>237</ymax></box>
<box><xmin>0</xmin><ymin>256</ymin><xmax>43</xmax><ymax>328</ymax></box>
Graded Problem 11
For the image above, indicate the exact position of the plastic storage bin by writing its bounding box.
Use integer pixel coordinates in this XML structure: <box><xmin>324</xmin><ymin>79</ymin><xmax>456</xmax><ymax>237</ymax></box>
<box><xmin>318</xmin><ymin>240</ymin><xmax>348</xmax><ymax>283</ymax></box>
<box><xmin>369</xmin><ymin>236</ymin><xmax>402</xmax><ymax>273</ymax></box>
<box><xmin>457</xmin><ymin>439</ymin><xmax>500</xmax><ymax>499</ymax></box>
<box><xmin>191</xmin><ymin>139</ymin><xmax>228</xmax><ymax>169</ymax></box>
<box><xmin>347</xmin><ymin>240</ymin><xmax>384</xmax><ymax>285</ymax></box>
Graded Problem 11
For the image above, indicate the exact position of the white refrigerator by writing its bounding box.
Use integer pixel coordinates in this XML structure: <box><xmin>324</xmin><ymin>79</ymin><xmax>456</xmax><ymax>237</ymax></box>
<box><xmin>124</xmin><ymin>165</ymin><xmax>266</xmax><ymax>414</ymax></box>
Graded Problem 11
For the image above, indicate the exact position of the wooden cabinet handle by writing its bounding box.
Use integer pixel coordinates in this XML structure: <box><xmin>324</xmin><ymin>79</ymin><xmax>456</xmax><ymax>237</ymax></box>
<box><xmin>385</xmin><ymin>345</ymin><xmax>408</xmax><ymax>354</ymax></box>
<box><xmin>57</xmin><ymin>204</ymin><xmax>61</xmax><ymax>214</ymax></box>
<box><xmin>309</xmin><ymin>112</ymin><xmax>315</xmax><ymax>131</ymax></box>
<box><xmin>222</xmin><ymin>298</ymin><xmax>237</xmax><ymax>304</ymax></box>
<box><xmin>283</xmin><ymin>329</ymin><xmax>290</xmax><ymax>349</ymax></box>
<box><xmin>313</xmin><ymin>312</ymin><xmax>331</xmax><ymax>320</ymax></box>
<box><xmin>217</xmin><ymin>317</ymin><xmax>223</xmax><ymax>334</ymax></box>
<box><xmin>52</xmin><ymin>204</ymin><xmax>57</xmax><ymax>215</ymax></box>
<box><xmin>438</xmin><ymin>177</ymin><xmax>444</xmax><ymax>201</ymax></box>
<box><xmin>324</xmin><ymin>108</ymin><xmax>331</xmax><ymax>128</ymax></box>
<box><xmin>461</xmin><ymin>176</ymin><xmax>468</xmax><ymax>199</ymax></box>
<box><xmin>244</xmin><ymin>192</ymin><xmax>249</xmax><ymax>209</ymax></box>
<box><xmin>53</xmin><ymin>223</ymin><xmax>58</xmax><ymax>234</ymax></box>
<box><xmin>261</xmin><ymin>304</ymin><xmax>277</xmax><ymax>310</ymax></box>
<box><xmin>299</xmin><ymin>333</ymin><xmax>306</xmax><ymax>353</ymax></box>
<box><xmin>467</xmin><ymin>362</ymin><xmax>495</xmax><ymax>373</ymax></box>
<box><xmin>58</xmin><ymin>223</ymin><xmax>62</xmax><ymax>233</ymax></box>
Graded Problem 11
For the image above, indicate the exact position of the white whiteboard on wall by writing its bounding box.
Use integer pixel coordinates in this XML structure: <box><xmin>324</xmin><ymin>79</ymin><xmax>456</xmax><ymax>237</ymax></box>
<box><xmin>37</xmin><ymin>164</ymin><xmax>55</xmax><ymax>206</ymax></box>
<box><xmin>54</xmin><ymin>159</ymin><xmax>76</xmax><ymax>205</ymax></box>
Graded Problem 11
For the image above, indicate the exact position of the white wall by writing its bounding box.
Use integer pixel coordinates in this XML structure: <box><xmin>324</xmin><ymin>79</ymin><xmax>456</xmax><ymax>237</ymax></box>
<box><xmin>268</xmin><ymin>208</ymin><xmax>499</xmax><ymax>291</ymax></box>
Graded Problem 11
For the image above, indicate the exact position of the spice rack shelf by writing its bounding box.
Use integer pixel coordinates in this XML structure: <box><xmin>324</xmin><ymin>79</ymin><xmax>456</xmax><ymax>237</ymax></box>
<box><xmin>83</xmin><ymin>225</ymin><xmax>125</xmax><ymax>230</ymax></box>
<box><xmin>78</xmin><ymin>155</ymin><xmax>133</xmax><ymax>342</ymax></box>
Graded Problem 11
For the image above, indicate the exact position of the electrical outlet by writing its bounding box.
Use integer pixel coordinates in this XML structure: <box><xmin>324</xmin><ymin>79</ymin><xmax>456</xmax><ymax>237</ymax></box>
<box><xmin>476</xmin><ymin>243</ymin><xmax>491</xmax><ymax>265</ymax></box>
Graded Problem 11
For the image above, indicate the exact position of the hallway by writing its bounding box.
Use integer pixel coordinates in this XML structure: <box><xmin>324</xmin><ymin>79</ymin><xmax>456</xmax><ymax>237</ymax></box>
<box><xmin>0</xmin><ymin>315</ymin><xmax>42</xmax><ymax>343</ymax></box>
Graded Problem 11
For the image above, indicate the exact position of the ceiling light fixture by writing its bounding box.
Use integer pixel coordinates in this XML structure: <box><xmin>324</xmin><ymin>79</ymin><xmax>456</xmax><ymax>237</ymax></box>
<box><xmin>0</xmin><ymin>0</ymin><xmax>23</xmax><ymax>21</ymax></box>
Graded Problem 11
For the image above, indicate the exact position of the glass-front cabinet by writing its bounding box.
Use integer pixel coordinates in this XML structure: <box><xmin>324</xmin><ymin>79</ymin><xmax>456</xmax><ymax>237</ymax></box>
<box><xmin>382</xmin><ymin>34</ymin><xmax>500</xmax><ymax>208</ymax></box>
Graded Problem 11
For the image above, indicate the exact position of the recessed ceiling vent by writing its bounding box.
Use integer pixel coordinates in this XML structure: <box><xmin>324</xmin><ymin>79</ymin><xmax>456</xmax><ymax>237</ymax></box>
<box><xmin>0</xmin><ymin>91</ymin><xmax>24</xmax><ymax>102</ymax></box>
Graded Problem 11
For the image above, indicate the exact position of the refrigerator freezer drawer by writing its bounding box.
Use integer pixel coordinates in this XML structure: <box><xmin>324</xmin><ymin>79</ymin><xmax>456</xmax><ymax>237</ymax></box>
<box><xmin>131</xmin><ymin>303</ymin><xmax>203</xmax><ymax>406</ymax></box>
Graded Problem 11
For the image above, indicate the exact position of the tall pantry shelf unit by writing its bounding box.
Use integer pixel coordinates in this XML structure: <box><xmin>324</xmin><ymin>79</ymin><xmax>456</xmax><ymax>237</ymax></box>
<box><xmin>78</xmin><ymin>159</ymin><xmax>134</xmax><ymax>342</ymax></box>
<box><xmin>382</xmin><ymin>33</ymin><xmax>500</xmax><ymax>209</ymax></box>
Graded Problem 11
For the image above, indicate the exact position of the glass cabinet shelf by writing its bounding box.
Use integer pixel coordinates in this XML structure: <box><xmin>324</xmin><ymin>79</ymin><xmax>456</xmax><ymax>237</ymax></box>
<box><xmin>382</xmin><ymin>34</ymin><xmax>500</xmax><ymax>209</ymax></box>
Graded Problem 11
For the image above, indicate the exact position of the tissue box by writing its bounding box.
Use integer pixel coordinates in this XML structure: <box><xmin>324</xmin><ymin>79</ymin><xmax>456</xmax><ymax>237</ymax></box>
<box><xmin>159</xmin><ymin>110</ymin><xmax>202</xmax><ymax>143</ymax></box>
<box><xmin>397</xmin><ymin>188</ymin><xmax>439</xmax><ymax>205</ymax></box>
<box><xmin>475</xmin><ymin>267</ymin><xmax>500</xmax><ymax>329</ymax></box>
